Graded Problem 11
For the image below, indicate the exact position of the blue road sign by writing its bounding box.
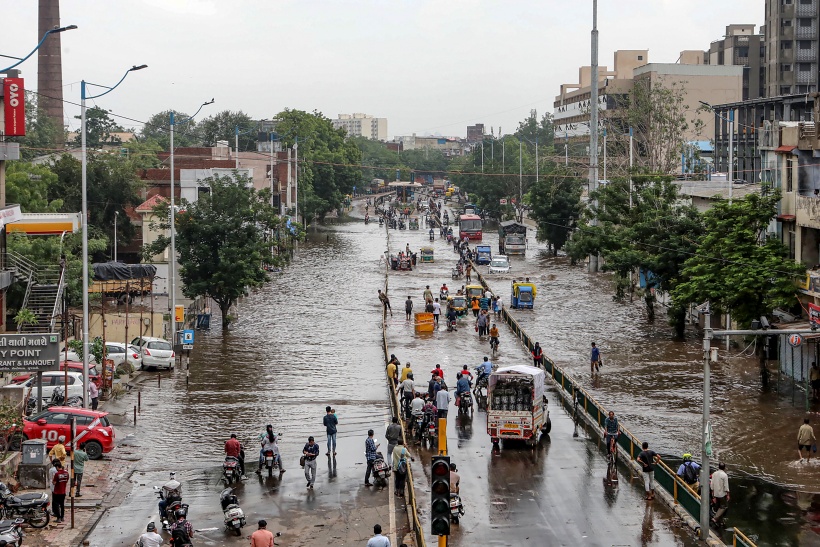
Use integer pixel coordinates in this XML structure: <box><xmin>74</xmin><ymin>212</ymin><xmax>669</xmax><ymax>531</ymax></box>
<box><xmin>182</xmin><ymin>329</ymin><xmax>195</xmax><ymax>345</ymax></box>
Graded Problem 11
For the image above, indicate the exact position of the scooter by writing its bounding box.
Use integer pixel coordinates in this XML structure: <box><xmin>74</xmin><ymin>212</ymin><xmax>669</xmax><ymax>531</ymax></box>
<box><xmin>372</xmin><ymin>452</ymin><xmax>391</xmax><ymax>487</ymax></box>
<box><xmin>262</xmin><ymin>449</ymin><xmax>280</xmax><ymax>477</ymax></box>
<box><xmin>457</xmin><ymin>391</ymin><xmax>473</xmax><ymax>413</ymax></box>
<box><xmin>154</xmin><ymin>485</ymin><xmax>187</xmax><ymax>530</ymax></box>
<box><xmin>447</xmin><ymin>318</ymin><xmax>458</xmax><ymax>332</ymax></box>
<box><xmin>450</xmin><ymin>493</ymin><xmax>465</xmax><ymax>524</ymax></box>
<box><xmin>222</xmin><ymin>456</ymin><xmax>241</xmax><ymax>484</ymax></box>
<box><xmin>0</xmin><ymin>518</ymin><xmax>25</xmax><ymax>546</ymax></box>
<box><xmin>219</xmin><ymin>488</ymin><xmax>246</xmax><ymax>536</ymax></box>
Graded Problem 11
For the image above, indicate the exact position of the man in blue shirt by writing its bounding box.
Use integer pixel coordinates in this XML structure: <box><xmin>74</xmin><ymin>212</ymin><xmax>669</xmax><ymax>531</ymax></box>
<box><xmin>455</xmin><ymin>373</ymin><xmax>471</xmax><ymax>409</ymax></box>
<box><xmin>603</xmin><ymin>411</ymin><xmax>619</xmax><ymax>454</ymax></box>
<box><xmin>476</xmin><ymin>356</ymin><xmax>493</xmax><ymax>386</ymax></box>
<box><xmin>591</xmin><ymin>342</ymin><xmax>601</xmax><ymax>374</ymax></box>
<box><xmin>364</xmin><ymin>429</ymin><xmax>380</xmax><ymax>487</ymax></box>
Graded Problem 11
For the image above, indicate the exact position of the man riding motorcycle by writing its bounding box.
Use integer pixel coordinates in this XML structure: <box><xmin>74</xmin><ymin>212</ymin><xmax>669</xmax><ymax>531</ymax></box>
<box><xmin>224</xmin><ymin>433</ymin><xmax>245</xmax><ymax>478</ymax></box>
<box><xmin>256</xmin><ymin>425</ymin><xmax>285</xmax><ymax>475</ymax></box>
<box><xmin>158</xmin><ymin>472</ymin><xmax>182</xmax><ymax>522</ymax></box>
<box><xmin>440</xmin><ymin>283</ymin><xmax>449</xmax><ymax>300</ymax></box>
<box><xmin>446</xmin><ymin>306</ymin><xmax>458</xmax><ymax>330</ymax></box>
<box><xmin>455</xmin><ymin>373</ymin><xmax>472</xmax><ymax>408</ymax></box>
<box><xmin>475</xmin><ymin>356</ymin><xmax>493</xmax><ymax>386</ymax></box>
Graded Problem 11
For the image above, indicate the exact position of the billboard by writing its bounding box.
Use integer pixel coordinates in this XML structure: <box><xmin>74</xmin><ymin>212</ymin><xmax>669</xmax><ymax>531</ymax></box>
<box><xmin>0</xmin><ymin>334</ymin><xmax>60</xmax><ymax>372</ymax></box>
<box><xmin>2</xmin><ymin>78</ymin><xmax>25</xmax><ymax>137</ymax></box>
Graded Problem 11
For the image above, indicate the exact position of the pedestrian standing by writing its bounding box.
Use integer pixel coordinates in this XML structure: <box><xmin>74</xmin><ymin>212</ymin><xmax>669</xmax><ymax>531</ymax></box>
<box><xmin>88</xmin><ymin>379</ymin><xmax>100</xmax><ymax>411</ymax></box>
<box><xmin>385</xmin><ymin>417</ymin><xmax>403</xmax><ymax>467</ymax></box>
<box><xmin>471</xmin><ymin>297</ymin><xmax>479</xmax><ymax>318</ymax></box>
<box><xmin>590</xmin><ymin>342</ymin><xmax>601</xmax><ymax>374</ymax></box>
<box><xmin>48</xmin><ymin>435</ymin><xmax>67</xmax><ymax>468</ymax></box>
<box><xmin>393</xmin><ymin>440</ymin><xmax>408</xmax><ymax>498</ymax></box>
<box><xmin>811</xmin><ymin>362</ymin><xmax>820</xmax><ymax>400</ymax></box>
<box><xmin>324</xmin><ymin>406</ymin><xmax>338</xmax><ymax>456</ymax></box>
<box><xmin>378</xmin><ymin>290</ymin><xmax>392</xmax><ymax>316</ymax></box>
<box><xmin>531</xmin><ymin>342</ymin><xmax>543</xmax><ymax>367</ymax></box>
<box><xmin>364</xmin><ymin>429</ymin><xmax>379</xmax><ymax>487</ymax></box>
<box><xmin>52</xmin><ymin>460</ymin><xmax>69</xmax><ymax>522</ymax></box>
<box><xmin>302</xmin><ymin>436</ymin><xmax>319</xmax><ymax>489</ymax></box>
<box><xmin>48</xmin><ymin>459</ymin><xmax>57</xmax><ymax>495</ymax></box>
<box><xmin>367</xmin><ymin>524</ymin><xmax>391</xmax><ymax>547</ymax></box>
<box><xmin>710</xmin><ymin>462</ymin><xmax>730</xmax><ymax>525</ymax></box>
<box><xmin>435</xmin><ymin>385</ymin><xmax>451</xmax><ymax>420</ymax></box>
<box><xmin>637</xmin><ymin>441</ymin><xmax>660</xmax><ymax>500</ymax></box>
<box><xmin>72</xmin><ymin>446</ymin><xmax>89</xmax><ymax>497</ymax></box>
<box><xmin>405</xmin><ymin>296</ymin><xmax>413</xmax><ymax>320</ymax></box>
<box><xmin>400</xmin><ymin>362</ymin><xmax>413</xmax><ymax>382</ymax></box>
<box><xmin>432</xmin><ymin>298</ymin><xmax>441</xmax><ymax>325</ymax></box>
<box><xmin>250</xmin><ymin>519</ymin><xmax>275</xmax><ymax>547</ymax></box>
<box><xmin>798</xmin><ymin>418</ymin><xmax>816</xmax><ymax>462</ymax></box>
<box><xmin>465</xmin><ymin>263</ymin><xmax>472</xmax><ymax>283</ymax></box>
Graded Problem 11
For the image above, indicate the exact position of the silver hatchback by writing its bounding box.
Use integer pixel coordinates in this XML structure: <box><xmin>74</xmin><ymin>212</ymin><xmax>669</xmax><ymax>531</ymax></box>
<box><xmin>130</xmin><ymin>336</ymin><xmax>175</xmax><ymax>370</ymax></box>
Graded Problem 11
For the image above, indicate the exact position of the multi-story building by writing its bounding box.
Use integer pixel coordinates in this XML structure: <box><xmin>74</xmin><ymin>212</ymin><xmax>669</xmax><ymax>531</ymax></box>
<box><xmin>466</xmin><ymin>124</ymin><xmax>485</xmax><ymax>143</ymax></box>
<box><xmin>707</xmin><ymin>24</ymin><xmax>765</xmax><ymax>100</ymax></box>
<box><xmin>393</xmin><ymin>135</ymin><xmax>466</xmax><ymax>157</ymax></box>
<box><xmin>764</xmin><ymin>0</ymin><xmax>820</xmax><ymax>96</ymax></box>
<box><xmin>331</xmin><ymin>113</ymin><xmax>388</xmax><ymax>140</ymax></box>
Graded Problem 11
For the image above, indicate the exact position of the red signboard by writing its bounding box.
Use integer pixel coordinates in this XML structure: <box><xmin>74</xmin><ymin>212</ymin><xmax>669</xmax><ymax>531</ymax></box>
<box><xmin>810</xmin><ymin>302</ymin><xmax>820</xmax><ymax>326</ymax></box>
<box><xmin>3</xmin><ymin>78</ymin><xmax>25</xmax><ymax>137</ymax></box>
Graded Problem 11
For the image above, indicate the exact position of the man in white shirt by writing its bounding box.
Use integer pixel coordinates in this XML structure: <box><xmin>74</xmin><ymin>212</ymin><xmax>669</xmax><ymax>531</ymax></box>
<box><xmin>710</xmin><ymin>462</ymin><xmax>730</xmax><ymax>524</ymax></box>
<box><xmin>138</xmin><ymin>522</ymin><xmax>164</xmax><ymax>547</ymax></box>
<box><xmin>367</xmin><ymin>524</ymin><xmax>390</xmax><ymax>547</ymax></box>
<box><xmin>432</xmin><ymin>299</ymin><xmax>441</xmax><ymax>325</ymax></box>
<box><xmin>435</xmin><ymin>386</ymin><xmax>451</xmax><ymax>420</ymax></box>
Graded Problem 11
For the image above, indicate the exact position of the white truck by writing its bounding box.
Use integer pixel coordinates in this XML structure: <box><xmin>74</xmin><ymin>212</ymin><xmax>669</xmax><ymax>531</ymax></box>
<box><xmin>487</xmin><ymin>365</ymin><xmax>550</xmax><ymax>447</ymax></box>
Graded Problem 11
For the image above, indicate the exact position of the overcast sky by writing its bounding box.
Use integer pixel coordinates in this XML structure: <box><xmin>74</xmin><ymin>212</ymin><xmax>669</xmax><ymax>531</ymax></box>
<box><xmin>4</xmin><ymin>0</ymin><xmax>763</xmax><ymax>140</ymax></box>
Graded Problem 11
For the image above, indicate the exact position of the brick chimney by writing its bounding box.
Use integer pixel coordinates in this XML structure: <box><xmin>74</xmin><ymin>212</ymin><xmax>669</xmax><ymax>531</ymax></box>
<box><xmin>37</xmin><ymin>0</ymin><xmax>64</xmax><ymax>147</ymax></box>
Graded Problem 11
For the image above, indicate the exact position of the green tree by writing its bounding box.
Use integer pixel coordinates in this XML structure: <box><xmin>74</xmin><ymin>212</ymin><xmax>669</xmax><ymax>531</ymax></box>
<box><xmin>123</xmin><ymin>139</ymin><xmax>162</xmax><ymax>169</ymax></box>
<box><xmin>199</xmin><ymin>110</ymin><xmax>254</xmax><ymax>150</ymax></box>
<box><xmin>4</xmin><ymin>162</ymin><xmax>63</xmax><ymax>212</ymax></box>
<box><xmin>72</xmin><ymin>106</ymin><xmax>125</xmax><ymax>148</ymax></box>
<box><xmin>48</xmin><ymin>153</ymin><xmax>143</xmax><ymax>248</ymax></box>
<box><xmin>140</xmin><ymin>110</ymin><xmax>201</xmax><ymax>150</ymax></box>
<box><xmin>514</xmin><ymin>109</ymin><xmax>555</xmax><ymax>148</ymax></box>
<box><xmin>527</xmin><ymin>165</ymin><xmax>583</xmax><ymax>256</ymax></box>
<box><xmin>10</xmin><ymin>95</ymin><xmax>60</xmax><ymax>160</ymax></box>
<box><xmin>144</xmin><ymin>174</ymin><xmax>303</xmax><ymax>329</ymax></box>
<box><xmin>672</xmin><ymin>191</ymin><xmax>804</xmax><ymax>328</ymax></box>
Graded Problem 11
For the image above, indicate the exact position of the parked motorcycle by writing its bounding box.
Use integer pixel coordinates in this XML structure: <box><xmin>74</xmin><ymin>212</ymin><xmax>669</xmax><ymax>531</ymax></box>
<box><xmin>219</xmin><ymin>488</ymin><xmax>246</xmax><ymax>536</ymax></box>
<box><xmin>0</xmin><ymin>518</ymin><xmax>25</xmax><ymax>546</ymax></box>
<box><xmin>26</xmin><ymin>386</ymin><xmax>82</xmax><ymax>416</ymax></box>
<box><xmin>0</xmin><ymin>483</ymin><xmax>49</xmax><ymax>529</ymax></box>
<box><xmin>450</xmin><ymin>494</ymin><xmax>465</xmax><ymax>524</ymax></box>
<box><xmin>222</xmin><ymin>456</ymin><xmax>241</xmax><ymax>484</ymax></box>
<box><xmin>372</xmin><ymin>452</ymin><xmax>391</xmax><ymax>487</ymax></box>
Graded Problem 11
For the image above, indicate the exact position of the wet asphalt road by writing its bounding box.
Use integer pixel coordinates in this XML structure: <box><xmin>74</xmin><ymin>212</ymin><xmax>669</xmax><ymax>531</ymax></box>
<box><xmin>383</xmin><ymin>215</ymin><xmax>699</xmax><ymax>547</ymax></box>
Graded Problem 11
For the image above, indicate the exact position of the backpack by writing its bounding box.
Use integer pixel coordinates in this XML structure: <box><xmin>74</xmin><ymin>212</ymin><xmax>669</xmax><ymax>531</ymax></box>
<box><xmin>682</xmin><ymin>462</ymin><xmax>698</xmax><ymax>484</ymax></box>
<box><xmin>171</xmin><ymin>522</ymin><xmax>191</xmax><ymax>546</ymax></box>
<box><xmin>396</xmin><ymin>449</ymin><xmax>407</xmax><ymax>475</ymax></box>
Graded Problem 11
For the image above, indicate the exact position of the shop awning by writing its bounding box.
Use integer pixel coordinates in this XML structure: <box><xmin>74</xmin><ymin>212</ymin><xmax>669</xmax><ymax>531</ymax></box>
<box><xmin>775</xmin><ymin>145</ymin><xmax>797</xmax><ymax>154</ymax></box>
<box><xmin>777</xmin><ymin>214</ymin><xmax>796</xmax><ymax>221</ymax></box>
<box><xmin>6</xmin><ymin>212</ymin><xmax>80</xmax><ymax>235</ymax></box>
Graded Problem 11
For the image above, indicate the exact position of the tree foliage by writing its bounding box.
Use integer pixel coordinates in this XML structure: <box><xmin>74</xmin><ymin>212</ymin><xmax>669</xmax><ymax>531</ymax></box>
<box><xmin>10</xmin><ymin>95</ymin><xmax>61</xmax><ymax>160</ymax></box>
<box><xmin>139</xmin><ymin>110</ymin><xmax>201</xmax><ymax>151</ymax></box>
<box><xmin>527</xmin><ymin>165</ymin><xmax>584</xmax><ymax>255</ymax></box>
<box><xmin>514</xmin><ymin>109</ymin><xmax>555</xmax><ymax>149</ymax></box>
<box><xmin>199</xmin><ymin>110</ymin><xmax>254</xmax><ymax>150</ymax></box>
<box><xmin>144</xmin><ymin>174</ymin><xmax>303</xmax><ymax>329</ymax></box>
<box><xmin>671</xmin><ymin>191</ymin><xmax>804</xmax><ymax>328</ymax></box>
<box><xmin>73</xmin><ymin>106</ymin><xmax>125</xmax><ymax>148</ymax></box>
<box><xmin>4</xmin><ymin>162</ymin><xmax>63</xmax><ymax>212</ymax></box>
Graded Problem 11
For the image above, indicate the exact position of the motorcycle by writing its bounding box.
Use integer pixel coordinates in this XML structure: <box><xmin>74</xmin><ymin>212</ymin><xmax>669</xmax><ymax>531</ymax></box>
<box><xmin>222</xmin><ymin>456</ymin><xmax>241</xmax><ymax>484</ymax></box>
<box><xmin>378</xmin><ymin>217</ymin><xmax>384</xmax><ymax>226</ymax></box>
<box><xmin>440</xmin><ymin>290</ymin><xmax>449</xmax><ymax>301</ymax></box>
<box><xmin>450</xmin><ymin>493</ymin><xmax>465</xmax><ymax>524</ymax></box>
<box><xmin>262</xmin><ymin>449</ymin><xmax>280</xmax><ymax>477</ymax></box>
<box><xmin>372</xmin><ymin>452</ymin><xmax>391</xmax><ymax>487</ymax></box>
<box><xmin>154</xmin><ymin>486</ymin><xmax>187</xmax><ymax>530</ymax></box>
<box><xmin>447</xmin><ymin>318</ymin><xmax>457</xmax><ymax>332</ymax></box>
<box><xmin>26</xmin><ymin>386</ymin><xmax>82</xmax><ymax>416</ymax></box>
<box><xmin>457</xmin><ymin>392</ymin><xmax>473</xmax><ymax>413</ymax></box>
<box><xmin>429</xmin><ymin>230</ymin><xmax>435</xmax><ymax>242</ymax></box>
<box><xmin>490</xmin><ymin>337</ymin><xmax>499</xmax><ymax>355</ymax></box>
<box><xmin>421</xmin><ymin>414</ymin><xmax>437</xmax><ymax>447</ymax></box>
<box><xmin>219</xmin><ymin>488</ymin><xmax>246</xmax><ymax>536</ymax></box>
<box><xmin>0</xmin><ymin>483</ymin><xmax>49</xmax><ymax>529</ymax></box>
<box><xmin>0</xmin><ymin>518</ymin><xmax>25</xmax><ymax>546</ymax></box>
<box><xmin>446</xmin><ymin>233</ymin><xmax>453</xmax><ymax>244</ymax></box>
<box><xmin>411</xmin><ymin>413</ymin><xmax>425</xmax><ymax>442</ymax></box>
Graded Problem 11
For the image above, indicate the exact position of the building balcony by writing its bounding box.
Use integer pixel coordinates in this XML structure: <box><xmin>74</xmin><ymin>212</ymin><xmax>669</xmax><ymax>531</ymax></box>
<box><xmin>797</xmin><ymin>69</ymin><xmax>815</xmax><ymax>83</ymax></box>
<box><xmin>797</xmin><ymin>0</ymin><xmax>817</xmax><ymax>17</ymax></box>
<box><xmin>796</xmin><ymin>25</ymin><xmax>818</xmax><ymax>39</ymax></box>
<box><xmin>797</xmin><ymin>48</ymin><xmax>817</xmax><ymax>62</ymax></box>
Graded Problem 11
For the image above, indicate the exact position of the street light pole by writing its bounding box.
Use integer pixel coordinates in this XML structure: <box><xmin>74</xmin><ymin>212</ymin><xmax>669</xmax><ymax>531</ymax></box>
<box><xmin>589</xmin><ymin>0</ymin><xmax>600</xmax><ymax>273</ymax></box>
<box><xmin>294</xmin><ymin>141</ymin><xmax>299</xmax><ymax>224</ymax></box>
<box><xmin>519</xmin><ymin>140</ymin><xmax>523</xmax><ymax>222</ymax></box>
<box><xmin>700</xmin><ymin>305</ymin><xmax>712</xmax><ymax>539</ymax></box>
<box><xmin>81</xmin><ymin>65</ymin><xmax>146</xmax><ymax>407</ymax></box>
<box><xmin>169</xmin><ymin>99</ymin><xmax>213</xmax><ymax>346</ymax></box>
<box><xmin>602</xmin><ymin>129</ymin><xmax>607</xmax><ymax>181</ymax></box>
<box><xmin>728</xmin><ymin>109</ymin><xmax>734</xmax><ymax>205</ymax></box>
<box><xmin>0</xmin><ymin>24</ymin><xmax>77</xmax><ymax>73</ymax></box>
<box><xmin>629</xmin><ymin>127</ymin><xmax>634</xmax><ymax>209</ymax></box>
<box><xmin>113</xmin><ymin>211</ymin><xmax>118</xmax><ymax>262</ymax></box>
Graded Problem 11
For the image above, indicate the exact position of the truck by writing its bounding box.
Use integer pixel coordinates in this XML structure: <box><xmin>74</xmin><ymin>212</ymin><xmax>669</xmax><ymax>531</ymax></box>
<box><xmin>498</xmin><ymin>221</ymin><xmax>527</xmax><ymax>255</ymax></box>
<box><xmin>433</xmin><ymin>179</ymin><xmax>447</xmax><ymax>195</ymax></box>
<box><xmin>475</xmin><ymin>244</ymin><xmax>492</xmax><ymax>265</ymax></box>
<box><xmin>487</xmin><ymin>365</ymin><xmax>550</xmax><ymax>447</ymax></box>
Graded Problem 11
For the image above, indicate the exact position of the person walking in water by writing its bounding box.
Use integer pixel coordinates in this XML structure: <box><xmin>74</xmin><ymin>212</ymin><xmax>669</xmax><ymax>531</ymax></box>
<box><xmin>405</xmin><ymin>296</ymin><xmax>413</xmax><ymax>320</ymax></box>
<box><xmin>798</xmin><ymin>418</ymin><xmax>816</xmax><ymax>462</ymax></box>
<box><xmin>324</xmin><ymin>406</ymin><xmax>338</xmax><ymax>456</ymax></box>
<box><xmin>590</xmin><ymin>342</ymin><xmax>601</xmax><ymax>374</ymax></box>
<box><xmin>378</xmin><ymin>290</ymin><xmax>392</xmax><ymax>316</ymax></box>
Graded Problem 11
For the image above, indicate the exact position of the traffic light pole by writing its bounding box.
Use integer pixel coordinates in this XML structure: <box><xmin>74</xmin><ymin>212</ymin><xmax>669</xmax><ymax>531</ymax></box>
<box><xmin>438</xmin><ymin>417</ymin><xmax>447</xmax><ymax>547</ymax></box>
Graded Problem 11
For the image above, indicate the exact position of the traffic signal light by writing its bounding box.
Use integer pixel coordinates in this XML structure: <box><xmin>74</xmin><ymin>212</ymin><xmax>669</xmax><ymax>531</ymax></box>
<box><xmin>430</xmin><ymin>455</ymin><xmax>450</xmax><ymax>536</ymax></box>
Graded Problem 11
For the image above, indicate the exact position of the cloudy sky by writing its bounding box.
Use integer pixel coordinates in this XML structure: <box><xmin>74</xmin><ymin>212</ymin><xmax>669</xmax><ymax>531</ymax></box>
<box><xmin>4</xmin><ymin>0</ymin><xmax>762</xmax><ymax>139</ymax></box>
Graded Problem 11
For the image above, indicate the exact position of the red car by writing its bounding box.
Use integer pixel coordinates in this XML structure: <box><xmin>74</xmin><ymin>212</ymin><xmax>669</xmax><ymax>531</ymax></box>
<box><xmin>21</xmin><ymin>407</ymin><xmax>115</xmax><ymax>459</ymax></box>
<box><xmin>11</xmin><ymin>361</ymin><xmax>102</xmax><ymax>385</ymax></box>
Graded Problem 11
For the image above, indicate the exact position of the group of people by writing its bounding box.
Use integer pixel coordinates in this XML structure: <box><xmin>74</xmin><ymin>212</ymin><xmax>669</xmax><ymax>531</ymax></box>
<box><xmin>44</xmin><ymin>436</ymin><xmax>89</xmax><ymax>524</ymax></box>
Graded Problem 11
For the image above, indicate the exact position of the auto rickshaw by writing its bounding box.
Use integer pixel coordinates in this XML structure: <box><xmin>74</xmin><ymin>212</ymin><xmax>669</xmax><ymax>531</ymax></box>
<box><xmin>409</xmin><ymin>217</ymin><xmax>420</xmax><ymax>230</ymax></box>
<box><xmin>447</xmin><ymin>295</ymin><xmax>468</xmax><ymax>316</ymax></box>
<box><xmin>511</xmin><ymin>281</ymin><xmax>537</xmax><ymax>309</ymax></box>
<box><xmin>466</xmin><ymin>284</ymin><xmax>484</xmax><ymax>302</ymax></box>
<box><xmin>420</xmin><ymin>247</ymin><xmax>435</xmax><ymax>263</ymax></box>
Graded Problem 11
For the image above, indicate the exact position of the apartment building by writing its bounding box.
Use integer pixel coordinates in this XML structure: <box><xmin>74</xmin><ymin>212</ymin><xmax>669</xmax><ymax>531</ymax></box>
<box><xmin>331</xmin><ymin>113</ymin><xmax>388</xmax><ymax>140</ymax></box>
<box><xmin>466</xmin><ymin>124</ymin><xmax>485</xmax><ymax>144</ymax></box>
<box><xmin>764</xmin><ymin>0</ymin><xmax>820</xmax><ymax>96</ymax></box>
<box><xmin>707</xmin><ymin>24</ymin><xmax>766</xmax><ymax>100</ymax></box>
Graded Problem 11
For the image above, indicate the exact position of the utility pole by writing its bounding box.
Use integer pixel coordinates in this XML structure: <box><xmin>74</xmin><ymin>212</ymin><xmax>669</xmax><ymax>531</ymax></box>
<box><xmin>602</xmin><ymin>129</ymin><xmax>607</xmax><ymax>181</ymax></box>
<box><xmin>728</xmin><ymin>109</ymin><xmax>734</xmax><ymax>205</ymax></box>
<box><xmin>113</xmin><ymin>211</ymin><xmax>118</xmax><ymax>262</ymax></box>
<box><xmin>629</xmin><ymin>127</ymin><xmax>633</xmax><ymax>209</ymax></box>
<box><xmin>502</xmin><ymin>138</ymin><xmax>505</xmax><ymax>175</ymax></box>
<box><xmin>700</xmin><ymin>305</ymin><xmax>712</xmax><ymax>539</ymax></box>
<box><xmin>481</xmin><ymin>141</ymin><xmax>484</xmax><ymax>173</ymax></box>
<box><xmin>565</xmin><ymin>132</ymin><xmax>568</xmax><ymax>166</ymax></box>
<box><xmin>294</xmin><ymin>141</ymin><xmax>299</xmax><ymax>224</ymax></box>
<box><xmin>588</xmin><ymin>0</ymin><xmax>600</xmax><ymax>273</ymax></box>
<box><xmin>518</xmin><ymin>140</ymin><xmax>523</xmax><ymax>222</ymax></box>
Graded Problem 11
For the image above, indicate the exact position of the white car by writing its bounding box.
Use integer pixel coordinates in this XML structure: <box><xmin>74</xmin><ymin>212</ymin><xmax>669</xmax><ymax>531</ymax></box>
<box><xmin>104</xmin><ymin>343</ymin><xmax>143</xmax><ymax>370</ymax></box>
<box><xmin>130</xmin><ymin>336</ymin><xmax>175</xmax><ymax>370</ymax></box>
<box><xmin>5</xmin><ymin>371</ymin><xmax>84</xmax><ymax>403</ymax></box>
<box><xmin>488</xmin><ymin>255</ymin><xmax>511</xmax><ymax>274</ymax></box>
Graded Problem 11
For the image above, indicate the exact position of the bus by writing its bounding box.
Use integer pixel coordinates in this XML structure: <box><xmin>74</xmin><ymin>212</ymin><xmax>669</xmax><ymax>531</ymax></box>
<box><xmin>459</xmin><ymin>213</ymin><xmax>483</xmax><ymax>241</ymax></box>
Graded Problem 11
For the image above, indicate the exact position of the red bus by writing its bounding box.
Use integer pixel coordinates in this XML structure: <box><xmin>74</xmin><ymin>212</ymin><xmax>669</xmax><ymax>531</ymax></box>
<box><xmin>459</xmin><ymin>214</ymin><xmax>483</xmax><ymax>241</ymax></box>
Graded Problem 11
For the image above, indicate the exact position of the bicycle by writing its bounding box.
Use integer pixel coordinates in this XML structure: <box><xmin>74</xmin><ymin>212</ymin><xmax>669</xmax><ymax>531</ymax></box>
<box><xmin>605</xmin><ymin>435</ymin><xmax>619</xmax><ymax>484</ymax></box>
<box><xmin>489</xmin><ymin>336</ymin><xmax>499</xmax><ymax>357</ymax></box>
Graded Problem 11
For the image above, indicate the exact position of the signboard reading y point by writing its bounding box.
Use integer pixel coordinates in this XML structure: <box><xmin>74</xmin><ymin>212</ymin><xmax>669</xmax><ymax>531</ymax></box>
<box><xmin>0</xmin><ymin>334</ymin><xmax>61</xmax><ymax>372</ymax></box>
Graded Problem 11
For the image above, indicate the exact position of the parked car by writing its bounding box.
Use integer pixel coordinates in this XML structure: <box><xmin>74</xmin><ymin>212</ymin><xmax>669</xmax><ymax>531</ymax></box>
<box><xmin>104</xmin><ymin>343</ymin><xmax>142</xmax><ymax>370</ymax></box>
<box><xmin>11</xmin><ymin>361</ymin><xmax>101</xmax><ymax>385</ymax></box>
<box><xmin>488</xmin><ymin>255</ymin><xmax>511</xmax><ymax>274</ymax></box>
<box><xmin>21</xmin><ymin>406</ymin><xmax>115</xmax><ymax>459</ymax></box>
<box><xmin>5</xmin><ymin>371</ymin><xmax>84</xmax><ymax>404</ymax></box>
<box><xmin>130</xmin><ymin>336</ymin><xmax>175</xmax><ymax>370</ymax></box>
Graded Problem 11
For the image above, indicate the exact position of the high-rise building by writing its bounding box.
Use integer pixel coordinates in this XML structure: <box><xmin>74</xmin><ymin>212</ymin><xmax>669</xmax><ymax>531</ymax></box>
<box><xmin>37</xmin><ymin>0</ymin><xmax>65</xmax><ymax>146</ymax></box>
<box><xmin>331</xmin><ymin>113</ymin><xmax>387</xmax><ymax>140</ymax></box>
<box><xmin>765</xmin><ymin>0</ymin><xmax>820</xmax><ymax>96</ymax></box>
<box><xmin>707</xmin><ymin>24</ymin><xmax>765</xmax><ymax>100</ymax></box>
<box><xmin>466</xmin><ymin>124</ymin><xmax>485</xmax><ymax>143</ymax></box>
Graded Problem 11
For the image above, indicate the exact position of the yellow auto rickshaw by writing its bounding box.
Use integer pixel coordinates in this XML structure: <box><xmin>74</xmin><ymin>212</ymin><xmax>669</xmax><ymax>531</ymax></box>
<box><xmin>419</xmin><ymin>247</ymin><xmax>434</xmax><ymax>263</ymax></box>
<box><xmin>447</xmin><ymin>295</ymin><xmax>468</xmax><ymax>316</ymax></box>
<box><xmin>466</xmin><ymin>284</ymin><xmax>484</xmax><ymax>301</ymax></box>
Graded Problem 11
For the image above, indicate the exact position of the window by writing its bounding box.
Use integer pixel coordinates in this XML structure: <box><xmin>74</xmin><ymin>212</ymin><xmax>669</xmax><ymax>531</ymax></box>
<box><xmin>787</xmin><ymin>159</ymin><xmax>793</xmax><ymax>192</ymax></box>
<box><xmin>799</xmin><ymin>62</ymin><xmax>812</xmax><ymax>71</ymax></box>
<box><xmin>782</xmin><ymin>85</ymin><xmax>793</xmax><ymax>94</ymax></box>
<box><xmin>799</xmin><ymin>40</ymin><xmax>812</xmax><ymax>49</ymax></box>
<box><xmin>637</xmin><ymin>55</ymin><xmax>644</xmax><ymax>60</ymax></box>
<box><xmin>783</xmin><ymin>19</ymin><xmax>793</xmax><ymax>26</ymax></box>
<box><xmin>800</xmin><ymin>0</ymin><xmax>811</xmax><ymax>4</ymax></box>
<box><xmin>784</xmin><ymin>64</ymin><xmax>793</xmax><ymax>71</ymax></box>
<box><xmin>800</xmin><ymin>18</ymin><xmax>813</xmax><ymax>26</ymax></box>
<box><xmin>47</xmin><ymin>413</ymin><xmax>70</xmax><ymax>425</ymax></box>
<box><xmin>783</xmin><ymin>41</ymin><xmax>793</xmax><ymax>49</ymax></box>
